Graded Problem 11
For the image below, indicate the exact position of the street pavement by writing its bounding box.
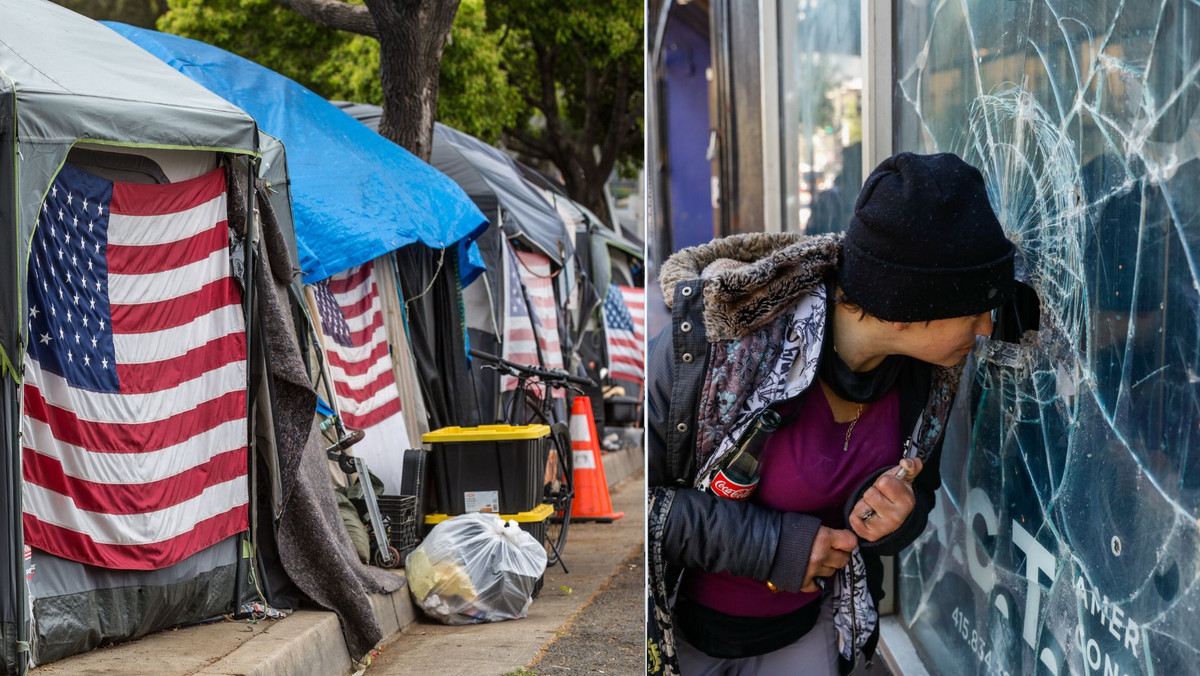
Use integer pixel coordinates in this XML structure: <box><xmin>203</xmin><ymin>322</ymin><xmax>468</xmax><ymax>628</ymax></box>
<box><xmin>27</xmin><ymin>448</ymin><xmax>644</xmax><ymax>676</ymax></box>
<box><xmin>528</xmin><ymin>546</ymin><xmax>643</xmax><ymax>674</ymax></box>
<box><xmin>365</xmin><ymin>472</ymin><xmax>645</xmax><ymax>675</ymax></box>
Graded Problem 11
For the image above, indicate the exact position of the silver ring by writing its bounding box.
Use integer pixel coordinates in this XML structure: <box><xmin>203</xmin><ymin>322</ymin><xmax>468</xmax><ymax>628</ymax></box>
<box><xmin>860</xmin><ymin>509</ymin><xmax>876</xmax><ymax>523</ymax></box>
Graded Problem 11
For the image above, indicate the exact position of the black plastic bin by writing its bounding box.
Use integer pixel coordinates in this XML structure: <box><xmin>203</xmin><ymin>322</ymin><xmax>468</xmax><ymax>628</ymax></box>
<box><xmin>604</xmin><ymin>395</ymin><xmax>641</xmax><ymax>426</ymax></box>
<box><xmin>423</xmin><ymin>424</ymin><xmax>549</xmax><ymax>515</ymax></box>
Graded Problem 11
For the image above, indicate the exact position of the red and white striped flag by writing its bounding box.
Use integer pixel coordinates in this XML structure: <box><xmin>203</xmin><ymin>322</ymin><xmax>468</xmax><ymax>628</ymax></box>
<box><xmin>620</xmin><ymin>284</ymin><xmax>645</xmax><ymax>352</ymax></box>
<box><xmin>500</xmin><ymin>242</ymin><xmax>564</xmax><ymax>396</ymax></box>
<box><xmin>603</xmin><ymin>284</ymin><xmax>645</xmax><ymax>384</ymax></box>
<box><xmin>22</xmin><ymin>165</ymin><xmax>248</xmax><ymax>571</ymax></box>
<box><xmin>312</xmin><ymin>260</ymin><xmax>410</xmax><ymax>494</ymax></box>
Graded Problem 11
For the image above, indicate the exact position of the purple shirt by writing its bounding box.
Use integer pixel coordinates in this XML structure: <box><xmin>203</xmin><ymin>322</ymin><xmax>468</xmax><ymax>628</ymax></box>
<box><xmin>682</xmin><ymin>386</ymin><xmax>901</xmax><ymax>617</ymax></box>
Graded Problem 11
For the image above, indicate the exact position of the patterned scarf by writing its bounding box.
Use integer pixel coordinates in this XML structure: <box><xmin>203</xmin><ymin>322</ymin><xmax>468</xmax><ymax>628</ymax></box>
<box><xmin>647</xmin><ymin>280</ymin><xmax>963</xmax><ymax>673</ymax></box>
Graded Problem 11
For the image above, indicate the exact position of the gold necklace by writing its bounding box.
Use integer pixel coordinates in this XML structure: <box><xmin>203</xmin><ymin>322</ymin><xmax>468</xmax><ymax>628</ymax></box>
<box><xmin>843</xmin><ymin>403</ymin><xmax>865</xmax><ymax>452</ymax></box>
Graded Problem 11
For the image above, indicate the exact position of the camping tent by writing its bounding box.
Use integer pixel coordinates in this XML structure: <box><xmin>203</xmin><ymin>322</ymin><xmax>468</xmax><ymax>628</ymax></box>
<box><xmin>427</xmin><ymin>123</ymin><xmax>580</xmax><ymax>421</ymax></box>
<box><xmin>333</xmin><ymin>103</ymin><xmax>574</xmax><ymax>340</ymax></box>
<box><xmin>106</xmin><ymin>25</ymin><xmax>488</xmax><ymax>287</ymax></box>
<box><xmin>530</xmin><ymin>186</ymin><xmax>645</xmax><ymax>425</ymax></box>
<box><xmin>579</xmin><ymin>216</ymin><xmax>645</xmax><ymax>425</ymax></box>
<box><xmin>107</xmin><ymin>24</ymin><xmax>492</xmax><ymax>489</ymax></box>
<box><xmin>332</xmin><ymin>104</ymin><xmax>579</xmax><ymax>423</ymax></box>
<box><xmin>512</xmin><ymin>168</ymin><xmax>646</xmax><ymax>411</ymax></box>
<box><xmin>332</xmin><ymin>104</ymin><xmax>569</xmax><ymax>270</ymax></box>
<box><xmin>0</xmin><ymin>2</ymin><xmax>264</xmax><ymax>671</ymax></box>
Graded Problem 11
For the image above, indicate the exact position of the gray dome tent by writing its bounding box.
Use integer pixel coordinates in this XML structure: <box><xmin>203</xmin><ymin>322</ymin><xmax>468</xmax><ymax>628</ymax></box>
<box><xmin>0</xmin><ymin>2</ymin><xmax>262</xmax><ymax>671</ymax></box>
<box><xmin>332</xmin><ymin>102</ymin><xmax>581</xmax><ymax>421</ymax></box>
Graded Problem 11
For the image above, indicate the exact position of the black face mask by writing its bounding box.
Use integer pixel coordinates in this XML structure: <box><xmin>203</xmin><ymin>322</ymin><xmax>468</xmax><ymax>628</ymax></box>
<box><xmin>818</xmin><ymin>296</ymin><xmax>908</xmax><ymax>403</ymax></box>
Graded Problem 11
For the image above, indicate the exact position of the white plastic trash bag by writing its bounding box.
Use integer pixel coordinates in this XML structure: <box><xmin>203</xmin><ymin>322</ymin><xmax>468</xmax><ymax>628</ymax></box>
<box><xmin>405</xmin><ymin>512</ymin><xmax>548</xmax><ymax>625</ymax></box>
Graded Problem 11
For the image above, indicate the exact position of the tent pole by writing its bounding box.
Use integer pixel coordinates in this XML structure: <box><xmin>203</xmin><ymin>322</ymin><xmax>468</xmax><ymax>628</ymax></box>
<box><xmin>3</xmin><ymin>89</ymin><xmax>29</xmax><ymax>675</ymax></box>
<box><xmin>236</xmin><ymin>158</ymin><xmax>259</xmax><ymax>613</ymax></box>
<box><xmin>8</xmin><ymin>375</ymin><xmax>28</xmax><ymax>675</ymax></box>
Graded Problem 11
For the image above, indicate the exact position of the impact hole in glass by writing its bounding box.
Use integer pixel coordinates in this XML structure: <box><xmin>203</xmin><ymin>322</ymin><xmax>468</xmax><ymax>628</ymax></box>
<box><xmin>991</xmin><ymin>281</ymin><xmax>1041</xmax><ymax>344</ymax></box>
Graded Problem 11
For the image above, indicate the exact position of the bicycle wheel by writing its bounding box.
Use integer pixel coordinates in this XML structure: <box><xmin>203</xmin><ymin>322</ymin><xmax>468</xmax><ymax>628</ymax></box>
<box><xmin>544</xmin><ymin>420</ymin><xmax>573</xmax><ymax>568</ymax></box>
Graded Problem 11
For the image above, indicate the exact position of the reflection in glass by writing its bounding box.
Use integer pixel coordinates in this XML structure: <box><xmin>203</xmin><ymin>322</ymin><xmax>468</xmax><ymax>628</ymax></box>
<box><xmin>779</xmin><ymin>0</ymin><xmax>862</xmax><ymax>235</ymax></box>
<box><xmin>895</xmin><ymin>2</ymin><xmax>1200</xmax><ymax>675</ymax></box>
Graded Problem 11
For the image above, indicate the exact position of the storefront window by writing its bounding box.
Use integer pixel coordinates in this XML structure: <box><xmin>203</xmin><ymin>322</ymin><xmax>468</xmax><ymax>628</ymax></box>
<box><xmin>779</xmin><ymin>0</ymin><xmax>862</xmax><ymax>235</ymax></box>
<box><xmin>895</xmin><ymin>1</ymin><xmax>1200</xmax><ymax>674</ymax></box>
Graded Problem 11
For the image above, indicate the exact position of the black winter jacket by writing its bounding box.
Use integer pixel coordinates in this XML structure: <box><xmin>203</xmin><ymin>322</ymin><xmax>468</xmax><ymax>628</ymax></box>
<box><xmin>645</xmin><ymin>232</ymin><xmax>960</xmax><ymax>675</ymax></box>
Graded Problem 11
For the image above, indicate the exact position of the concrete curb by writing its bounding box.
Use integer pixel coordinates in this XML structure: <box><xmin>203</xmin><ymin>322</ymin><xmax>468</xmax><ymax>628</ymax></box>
<box><xmin>197</xmin><ymin>611</ymin><xmax>352</xmax><ymax>676</ymax></box>
<box><xmin>31</xmin><ymin>437</ymin><xmax>644</xmax><ymax>676</ymax></box>
<box><xmin>602</xmin><ymin>436</ymin><xmax>645</xmax><ymax>488</ymax></box>
<box><xmin>190</xmin><ymin>576</ymin><xmax>418</xmax><ymax>676</ymax></box>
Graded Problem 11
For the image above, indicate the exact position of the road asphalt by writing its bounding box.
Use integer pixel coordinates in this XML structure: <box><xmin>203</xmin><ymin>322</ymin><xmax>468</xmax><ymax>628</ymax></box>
<box><xmin>526</xmin><ymin>546</ymin><xmax>643</xmax><ymax>674</ymax></box>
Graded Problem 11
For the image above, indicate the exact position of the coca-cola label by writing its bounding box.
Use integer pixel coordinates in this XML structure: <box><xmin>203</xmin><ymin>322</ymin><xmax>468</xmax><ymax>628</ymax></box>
<box><xmin>710</xmin><ymin>470</ymin><xmax>758</xmax><ymax>500</ymax></box>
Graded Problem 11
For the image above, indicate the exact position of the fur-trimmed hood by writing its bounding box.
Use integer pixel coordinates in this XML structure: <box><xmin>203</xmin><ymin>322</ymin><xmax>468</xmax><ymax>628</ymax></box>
<box><xmin>658</xmin><ymin>232</ymin><xmax>843</xmax><ymax>341</ymax></box>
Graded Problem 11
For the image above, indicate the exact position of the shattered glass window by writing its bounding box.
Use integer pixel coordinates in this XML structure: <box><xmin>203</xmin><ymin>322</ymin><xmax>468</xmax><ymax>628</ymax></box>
<box><xmin>895</xmin><ymin>2</ymin><xmax>1200</xmax><ymax>675</ymax></box>
<box><xmin>779</xmin><ymin>0</ymin><xmax>863</xmax><ymax>235</ymax></box>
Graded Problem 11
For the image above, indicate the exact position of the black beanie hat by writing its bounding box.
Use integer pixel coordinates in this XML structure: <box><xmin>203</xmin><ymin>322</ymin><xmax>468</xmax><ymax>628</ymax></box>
<box><xmin>839</xmin><ymin>152</ymin><xmax>1016</xmax><ymax>322</ymax></box>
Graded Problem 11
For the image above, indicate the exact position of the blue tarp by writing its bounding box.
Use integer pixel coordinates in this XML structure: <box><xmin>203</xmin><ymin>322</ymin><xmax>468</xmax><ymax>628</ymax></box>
<box><xmin>104</xmin><ymin>23</ymin><xmax>488</xmax><ymax>285</ymax></box>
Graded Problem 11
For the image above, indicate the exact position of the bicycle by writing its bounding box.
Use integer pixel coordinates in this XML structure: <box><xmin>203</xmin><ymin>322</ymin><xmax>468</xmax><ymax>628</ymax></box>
<box><xmin>469</xmin><ymin>349</ymin><xmax>594</xmax><ymax>571</ymax></box>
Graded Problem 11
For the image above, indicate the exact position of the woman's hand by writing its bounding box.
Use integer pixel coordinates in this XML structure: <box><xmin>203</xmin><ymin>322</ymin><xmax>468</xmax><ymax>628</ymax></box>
<box><xmin>848</xmin><ymin>457</ymin><xmax>923</xmax><ymax>542</ymax></box>
<box><xmin>800</xmin><ymin>526</ymin><xmax>859</xmax><ymax>592</ymax></box>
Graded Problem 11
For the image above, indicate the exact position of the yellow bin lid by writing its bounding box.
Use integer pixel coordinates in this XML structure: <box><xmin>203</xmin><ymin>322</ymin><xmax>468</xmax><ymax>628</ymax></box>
<box><xmin>425</xmin><ymin>503</ymin><xmax>555</xmax><ymax>525</ymax></box>
<box><xmin>422</xmin><ymin>424</ymin><xmax>550</xmax><ymax>443</ymax></box>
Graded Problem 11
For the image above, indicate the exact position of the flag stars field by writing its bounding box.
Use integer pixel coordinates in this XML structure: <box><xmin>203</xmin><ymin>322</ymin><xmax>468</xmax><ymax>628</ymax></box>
<box><xmin>28</xmin><ymin>171</ymin><xmax>112</xmax><ymax>384</ymax></box>
<box><xmin>21</xmin><ymin>164</ymin><xmax>249</xmax><ymax>570</ymax></box>
<box><xmin>311</xmin><ymin>260</ymin><xmax>410</xmax><ymax>494</ymax></box>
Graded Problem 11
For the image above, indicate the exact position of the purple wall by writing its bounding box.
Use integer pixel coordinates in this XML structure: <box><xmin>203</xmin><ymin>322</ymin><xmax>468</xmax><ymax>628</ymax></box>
<box><xmin>661</xmin><ymin>18</ymin><xmax>713</xmax><ymax>255</ymax></box>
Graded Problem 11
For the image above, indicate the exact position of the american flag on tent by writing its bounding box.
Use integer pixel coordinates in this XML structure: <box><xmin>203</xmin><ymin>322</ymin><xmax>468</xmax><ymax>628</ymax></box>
<box><xmin>500</xmin><ymin>241</ymin><xmax>564</xmax><ymax>395</ymax></box>
<box><xmin>312</xmin><ymin>260</ymin><xmax>410</xmax><ymax>494</ymax></box>
<box><xmin>603</xmin><ymin>284</ymin><xmax>644</xmax><ymax>384</ymax></box>
<box><xmin>22</xmin><ymin>165</ymin><xmax>248</xmax><ymax>571</ymax></box>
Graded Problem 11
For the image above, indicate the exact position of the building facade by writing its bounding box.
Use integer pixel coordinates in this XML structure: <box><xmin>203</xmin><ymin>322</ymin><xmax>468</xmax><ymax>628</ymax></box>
<box><xmin>650</xmin><ymin>1</ymin><xmax>1200</xmax><ymax>673</ymax></box>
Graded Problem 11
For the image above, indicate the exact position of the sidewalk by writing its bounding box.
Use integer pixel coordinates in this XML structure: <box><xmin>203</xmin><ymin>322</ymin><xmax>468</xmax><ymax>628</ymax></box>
<box><xmin>367</xmin><ymin>471</ymin><xmax>644</xmax><ymax>675</ymax></box>
<box><xmin>31</xmin><ymin>442</ymin><xmax>644</xmax><ymax>676</ymax></box>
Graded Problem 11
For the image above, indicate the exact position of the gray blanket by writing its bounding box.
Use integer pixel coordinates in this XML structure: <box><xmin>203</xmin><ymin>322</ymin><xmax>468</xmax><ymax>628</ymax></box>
<box><xmin>241</xmin><ymin>177</ymin><xmax>402</xmax><ymax>661</ymax></box>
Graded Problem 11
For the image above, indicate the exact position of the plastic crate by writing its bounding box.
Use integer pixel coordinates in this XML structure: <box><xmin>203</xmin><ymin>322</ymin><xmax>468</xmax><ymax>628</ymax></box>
<box><xmin>423</xmin><ymin>503</ymin><xmax>553</xmax><ymax>537</ymax></box>
<box><xmin>376</xmin><ymin>495</ymin><xmax>419</xmax><ymax>560</ymax></box>
<box><xmin>423</xmin><ymin>425</ymin><xmax>549</xmax><ymax>515</ymax></box>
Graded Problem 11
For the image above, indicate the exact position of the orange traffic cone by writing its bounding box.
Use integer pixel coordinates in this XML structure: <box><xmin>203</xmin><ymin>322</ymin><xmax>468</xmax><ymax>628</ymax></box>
<box><xmin>568</xmin><ymin>396</ymin><xmax>624</xmax><ymax>522</ymax></box>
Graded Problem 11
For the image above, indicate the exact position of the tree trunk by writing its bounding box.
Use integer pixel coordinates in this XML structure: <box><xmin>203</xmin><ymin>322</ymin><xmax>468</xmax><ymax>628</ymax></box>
<box><xmin>579</xmin><ymin>184</ymin><xmax>613</xmax><ymax>229</ymax></box>
<box><xmin>365</xmin><ymin>0</ymin><xmax>461</xmax><ymax>162</ymax></box>
<box><xmin>276</xmin><ymin>0</ymin><xmax>460</xmax><ymax>162</ymax></box>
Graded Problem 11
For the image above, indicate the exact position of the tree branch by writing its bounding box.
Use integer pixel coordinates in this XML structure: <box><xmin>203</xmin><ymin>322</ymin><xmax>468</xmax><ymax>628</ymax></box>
<box><xmin>534</xmin><ymin>43</ymin><xmax>564</xmax><ymax>146</ymax></box>
<box><xmin>502</xmin><ymin>127</ymin><xmax>555</xmax><ymax>161</ymax></box>
<box><xmin>519</xmin><ymin>91</ymin><xmax>550</xmax><ymax>115</ymax></box>
<box><xmin>582</xmin><ymin>61</ymin><xmax>598</xmax><ymax>151</ymax></box>
<box><xmin>274</xmin><ymin>0</ymin><xmax>379</xmax><ymax>38</ymax></box>
<box><xmin>595</xmin><ymin>61</ymin><xmax>632</xmax><ymax>180</ymax></box>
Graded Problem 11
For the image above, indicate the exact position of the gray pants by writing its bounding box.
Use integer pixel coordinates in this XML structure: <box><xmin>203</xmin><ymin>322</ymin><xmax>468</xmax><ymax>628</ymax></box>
<box><xmin>675</xmin><ymin>595</ymin><xmax>838</xmax><ymax>676</ymax></box>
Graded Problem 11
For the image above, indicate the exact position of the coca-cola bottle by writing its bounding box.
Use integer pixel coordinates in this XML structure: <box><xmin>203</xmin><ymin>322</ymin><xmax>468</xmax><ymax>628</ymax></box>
<box><xmin>707</xmin><ymin>408</ymin><xmax>782</xmax><ymax>500</ymax></box>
